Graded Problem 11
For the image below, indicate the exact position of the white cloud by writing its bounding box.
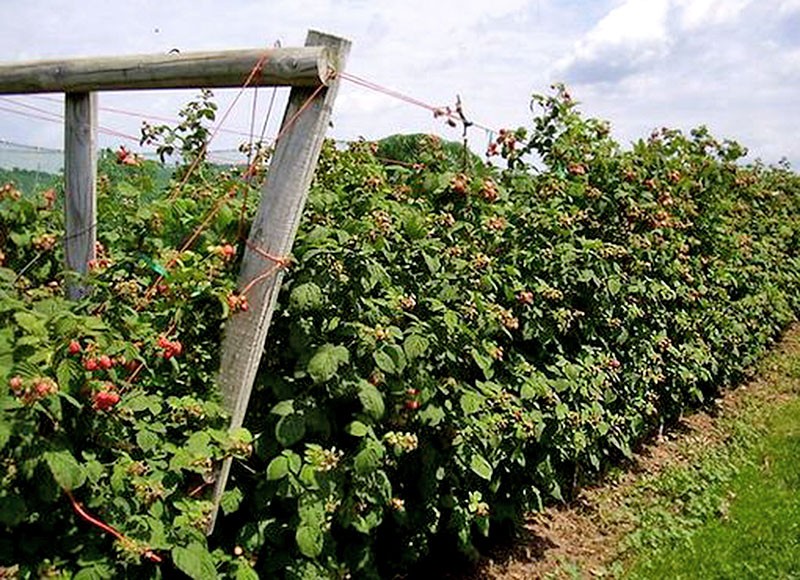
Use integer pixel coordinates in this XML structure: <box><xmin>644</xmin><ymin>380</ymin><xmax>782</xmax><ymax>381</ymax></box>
<box><xmin>553</xmin><ymin>0</ymin><xmax>671</xmax><ymax>83</ymax></box>
<box><xmin>780</xmin><ymin>0</ymin><xmax>800</xmax><ymax>14</ymax></box>
<box><xmin>549</xmin><ymin>0</ymin><xmax>800</xmax><ymax>166</ymax></box>
<box><xmin>674</xmin><ymin>0</ymin><xmax>753</xmax><ymax>30</ymax></box>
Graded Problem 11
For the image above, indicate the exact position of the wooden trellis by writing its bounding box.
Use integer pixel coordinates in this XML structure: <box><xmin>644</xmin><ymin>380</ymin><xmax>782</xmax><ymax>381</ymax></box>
<box><xmin>0</xmin><ymin>30</ymin><xmax>351</xmax><ymax>530</ymax></box>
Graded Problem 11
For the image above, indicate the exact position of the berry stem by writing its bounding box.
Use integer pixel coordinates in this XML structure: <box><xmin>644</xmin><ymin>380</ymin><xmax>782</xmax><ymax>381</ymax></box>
<box><xmin>65</xmin><ymin>490</ymin><xmax>162</xmax><ymax>563</ymax></box>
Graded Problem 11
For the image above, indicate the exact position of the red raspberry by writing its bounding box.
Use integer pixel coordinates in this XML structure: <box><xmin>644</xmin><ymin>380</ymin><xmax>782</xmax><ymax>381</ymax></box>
<box><xmin>68</xmin><ymin>340</ymin><xmax>82</xmax><ymax>355</ymax></box>
<box><xmin>8</xmin><ymin>376</ymin><xmax>23</xmax><ymax>393</ymax></box>
<box><xmin>92</xmin><ymin>387</ymin><xmax>120</xmax><ymax>411</ymax></box>
<box><xmin>220</xmin><ymin>244</ymin><xmax>236</xmax><ymax>260</ymax></box>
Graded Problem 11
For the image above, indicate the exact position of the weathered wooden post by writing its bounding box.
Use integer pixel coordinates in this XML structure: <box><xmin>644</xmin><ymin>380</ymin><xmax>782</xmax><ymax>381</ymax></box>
<box><xmin>64</xmin><ymin>92</ymin><xmax>98</xmax><ymax>299</ymax></box>
<box><xmin>208</xmin><ymin>30</ymin><xmax>351</xmax><ymax>530</ymax></box>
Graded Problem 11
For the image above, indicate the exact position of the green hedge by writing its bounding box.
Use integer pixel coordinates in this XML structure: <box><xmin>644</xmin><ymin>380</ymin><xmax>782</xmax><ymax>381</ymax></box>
<box><xmin>2</xmin><ymin>87</ymin><xmax>800</xmax><ymax>579</ymax></box>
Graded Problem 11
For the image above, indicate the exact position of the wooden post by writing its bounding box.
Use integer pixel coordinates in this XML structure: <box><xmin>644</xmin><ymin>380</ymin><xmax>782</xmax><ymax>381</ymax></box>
<box><xmin>0</xmin><ymin>47</ymin><xmax>330</xmax><ymax>93</ymax></box>
<box><xmin>64</xmin><ymin>92</ymin><xmax>97</xmax><ymax>299</ymax></box>
<box><xmin>208</xmin><ymin>30</ymin><xmax>351</xmax><ymax>531</ymax></box>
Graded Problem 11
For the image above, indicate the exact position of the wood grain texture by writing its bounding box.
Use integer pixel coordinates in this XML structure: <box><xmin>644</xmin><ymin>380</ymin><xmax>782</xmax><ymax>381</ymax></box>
<box><xmin>64</xmin><ymin>92</ymin><xmax>97</xmax><ymax>300</ymax></box>
<box><xmin>208</xmin><ymin>30</ymin><xmax>351</xmax><ymax>532</ymax></box>
<box><xmin>0</xmin><ymin>47</ymin><xmax>330</xmax><ymax>93</ymax></box>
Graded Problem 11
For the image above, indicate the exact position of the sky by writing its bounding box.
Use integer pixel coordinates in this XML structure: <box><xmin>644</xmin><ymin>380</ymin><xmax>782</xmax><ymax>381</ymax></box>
<box><xmin>0</xmin><ymin>0</ymin><xmax>799</xmax><ymax>167</ymax></box>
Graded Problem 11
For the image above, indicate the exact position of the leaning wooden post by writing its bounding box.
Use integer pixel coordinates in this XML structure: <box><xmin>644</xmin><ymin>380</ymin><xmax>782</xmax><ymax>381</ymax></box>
<box><xmin>64</xmin><ymin>92</ymin><xmax>98</xmax><ymax>299</ymax></box>
<box><xmin>208</xmin><ymin>30</ymin><xmax>351</xmax><ymax>531</ymax></box>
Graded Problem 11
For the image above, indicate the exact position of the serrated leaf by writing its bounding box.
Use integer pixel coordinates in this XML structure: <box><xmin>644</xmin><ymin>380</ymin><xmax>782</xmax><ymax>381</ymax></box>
<box><xmin>443</xmin><ymin>310</ymin><xmax>459</xmax><ymax>331</ymax></box>
<box><xmin>298</xmin><ymin>496</ymin><xmax>326</xmax><ymax>527</ymax></box>
<box><xmin>14</xmin><ymin>311</ymin><xmax>47</xmax><ymax>336</ymax></box>
<box><xmin>172</xmin><ymin>542</ymin><xmax>218</xmax><ymax>580</ymax></box>
<box><xmin>275</xmin><ymin>414</ymin><xmax>306</xmax><ymax>447</ymax></box>
<box><xmin>460</xmin><ymin>392</ymin><xmax>484</xmax><ymax>415</ymax></box>
<box><xmin>125</xmin><ymin>393</ymin><xmax>162</xmax><ymax>415</ymax></box>
<box><xmin>386</xmin><ymin>344</ymin><xmax>407</xmax><ymax>374</ymax></box>
<box><xmin>423</xmin><ymin>252</ymin><xmax>440</xmax><ymax>274</ymax></box>
<box><xmin>358</xmin><ymin>382</ymin><xmax>384</xmax><ymax>420</ymax></box>
<box><xmin>403</xmin><ymin>334</ymin><xmax>430</xmax><ymax>361</ymax></box>
<box><xmin>270</xmin><ymin>400</ymin><xmax>294</xmax><ymax>416</ymax></box>
<box><xmin>373</xmin><ymin>350</ymin><xmax>395</xmax><ymax>374</ymax></box>
<box><xmin>44</xmin><ymin>449</ymin><xmax>85</xmax><ymax>491</ymax></box>
<box><xmin>307</xmin><ymin>344</ymin><xmax>349</xmax><ymax>384</ymax></box>
<box><xmin>233</xmin><ymin>563</ymin><xmax>260</xmax><ymax>580</ymax></box>
<box><xmin>289</xmin><ymin>282</ymin><xmax>323</xmax><ymax>312</ymax></box>
<box><xmin>0</xmin><ymin>421</ymin><xmax>11</xmax><ymax>452</ymax></box>
<box><xmin>56</xmin><ymin>359</ymin><xmax>76</xmax><ymax>393</ymax></box>
<box><xmin>354</xmin><ymin>440</ymin><xmax>384</xmax><ymax>475</ymax></box>
<box><xmin>186</xmin><ymin>431</ymin><xmax>211</xmax><ymax>456</ymax></box>
<box><xmin>266</xmin><ymin>456</ymin><xmax>289</xmax><ymax>481</ymax></box>
<box><xmin>346</xmin><ymin>421</ymin><xmax>369</xmax><ymax>437</ymax></box>
<box><xmin>73</xmin><ymin>564</ymin><xmax>115</xmax><ymax>580</ymax></box>
<box><xmin>220</xmin><ymin>487</ymin><xmax>244</xmax><ymax>515</ymax></box>
<box><xmin>470</xmin><ymin>453</ymin><xmax>493</xmax><ymax>481</ymax></box>
<box><xmin>418</xmin><ymin>404</ymin><xmax>445</xmax><ymax>427</ymax></box>
<box><xmin>295</xmin><ymin>524</ymin><xmax>323</xmax><ymax>558</ymax></box>
<box><xmin>136</xmin><ymin>430</ymin><xmax>160</xmax><ymax>452</ymax></box>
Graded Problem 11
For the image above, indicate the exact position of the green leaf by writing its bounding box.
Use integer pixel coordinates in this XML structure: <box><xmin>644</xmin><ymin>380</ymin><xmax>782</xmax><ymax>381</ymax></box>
<box><xmin>460</xmin><ymin>392</ymin><xmax>484</xmax><ymax>415</ymax></box>
<box><xmin>270</xmin><ymin>400</ymin><xmax>294</xmax><ymax>416</ymax></box>
<box><xmin>607</xmin><ymin>276</ymin><xmax>622</xmax><ymax>296</ymax></box>
<box><xmin>186</xmin><ymin>431</ymin><xmax>211</xmax><ymax>456</ymax></box>
<box><xmin>56</xmin><ymin>359</ymin><xmax>76</xmax><ymax>394</ymax></box>
<box><xmin>346</xmin><ymin>421</ymin><xmax>369</xmax><ymax>437</ymax></box>
<box><xmin>443</xmin><ymin>310</ymin><xmax>459</xmax><ymax>331</ymax></box>
<box><xmin>354</xmin><ymin>440</ymin><xmax>384</xmax><ymax>475</ymax></box>
<box><xmin>423</xmin><ymin>252</ymin><xmax>441</xmax><ymax>274</ymax></box>
<box><xmin>358</xmin><ymin>382</ymin><xmax>385</xmax><ymax>420</ymax></box>
<box><xmin>276</xmin><ymin>414</ymin><xmax>306</xmax><ymax>447</ymax></box>
<box><xmin>470</xmin><ymin>453</ymin><xmax>493</xmax><ymax>481</ymax></box>
<box><xmin>298</xmin><ymin>496</ymin><xmax>326</xmax><ymax>527</ymax></box>
<box><xmin>289</xmin><ymin>282</ymin><xmax>324</xmax><ymax>312</ymax></box>
<box><xmin>307</xmin><ymin>344</ymin><xmax>349</xmax><ymax>384</ymax></box>
<box><xmin>373</xmin><ymin>350</ymin><xmax>396</xmax><ymax>374</ymax></box>
<box><xmin>386</xmin><ymin>344</ymin><xmax>407</xmax><ymax>374</ymax></box>
<box><xmin>472</xmin><ymin>347</ymin><xmax>494</xmax><ymax>371</ymax></box>
<box><xmin>0</xmin><ymin>421</ymin><xmax>10</xmax><ymax>452</ymax></box>
<box><xmin>172</xmin><ymin>542</ymin><xmax>219</xmax><ymax>580</ymax></box>
<box><xmin>73</xmin><ymin>566</ymin><xmax>114</xmax><ymax>580</ymax></box>
<box><xmin>220</xmin><ymin>487</ymin><xmax>244</xmax><ymax>515</ymax></box>
<box><xmin>418</xmin><ymin>404</ymin><xmax>445</xmax><ymax>427</ymax></box>
<box><xmin>125</xmin><ymin>393</ymin><xmax>162</xmax><ymax>415</ymax></box>
<box><xmin>0</xmin><ymin>327</ymin><xmax>13</xmax><ymax>379</ymax></box>
<box><xmin>266</xmin><ymin>456</ymin><xmax>289</xmax><ymax>481</ymax></box>
<box><xmin>44</xmin><ymin>449</ymin><xmax>85</xmax><ymax>491</ymax></box>
<box><xmin>14</xmin><ymin>311</ymin><xmax>47</xmax><ymax>336</ymax></box>
<box><xmin>403</xmin><ymin>334</ymin><xmax>430</xmax><ymax>361</ymax></box>
<box><xmin>233</xmin><ymin>563</ymin><xmax>260</xmax><ymax>580</ymax></box>
<box><xmin>136</xmin><ymin>430</ymin><xmax>160</xmax><ymax>452</ymax></box>
<box><xmin>296</xmin><ymin>524</ymin><xmax>324</xmax><ymax>558</ymax></box>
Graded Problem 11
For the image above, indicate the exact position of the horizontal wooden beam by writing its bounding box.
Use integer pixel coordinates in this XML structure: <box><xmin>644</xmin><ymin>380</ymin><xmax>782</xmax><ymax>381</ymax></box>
<box><xmin>0</xmin><ymin>47</ymin><xmax>331</xmax><ymax>94</ymax></box>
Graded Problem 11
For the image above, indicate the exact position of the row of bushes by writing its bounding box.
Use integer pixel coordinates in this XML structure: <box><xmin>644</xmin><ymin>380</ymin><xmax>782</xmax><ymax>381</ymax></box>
<box><xmin>2</xmin><ymin>86</ymin><xmax>800</xmax><ymax>578</ymax></box>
